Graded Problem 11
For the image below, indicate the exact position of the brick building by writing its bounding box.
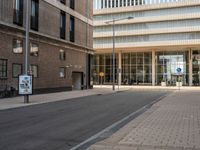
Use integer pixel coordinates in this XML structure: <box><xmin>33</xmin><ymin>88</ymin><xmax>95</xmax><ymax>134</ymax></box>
<box><xmin>0</xmin><ymin>0</ymin><xmax>94</xmax><ymax>95</ymax></box>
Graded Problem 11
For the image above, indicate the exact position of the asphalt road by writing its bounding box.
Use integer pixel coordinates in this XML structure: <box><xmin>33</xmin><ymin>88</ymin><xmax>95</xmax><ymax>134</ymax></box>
<box><xmin>0</xmin><ymin>90</ymin><xmax>170</xmax><ymax>150</ymax></box>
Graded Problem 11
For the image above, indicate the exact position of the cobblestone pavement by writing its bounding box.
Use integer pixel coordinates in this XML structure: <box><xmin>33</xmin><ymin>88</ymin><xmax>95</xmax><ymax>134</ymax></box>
<box><xmin>89</xmin><ymin>90</ymin><xmax>200</xmax><ymax>150</ymax></box>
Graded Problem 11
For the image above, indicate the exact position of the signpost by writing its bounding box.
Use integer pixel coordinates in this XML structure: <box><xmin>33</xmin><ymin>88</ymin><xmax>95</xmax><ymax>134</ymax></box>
<box><xmin>18</xmin><ymin>75</ymin><xmax>33</xmax><ymax>97</ymax></box>
<box><xmin>99</xmin><ymin>72</ymin><xmax>104</xmax><ymax>85</ymax></box>
<box><xmin>117</xmin><ymin>68</ymin><xmax>121</xmax><ymax>90</ymax></box>
<box><xmin>176</xmin><ymin>67</ymin><xmax>182</xmax><ymax>90</ymax></box>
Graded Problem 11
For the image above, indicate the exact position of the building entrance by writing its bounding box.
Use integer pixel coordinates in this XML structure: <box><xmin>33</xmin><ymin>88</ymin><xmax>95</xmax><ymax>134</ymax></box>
<box><xmin>72</xmin><ymin>72</ymin><xmax>83</xmax><ymax>90</ymax></box>
<box><xmin>156</xmin><ymin>51</ymin><xmax>189</xmax><ymax>86</ymax></box>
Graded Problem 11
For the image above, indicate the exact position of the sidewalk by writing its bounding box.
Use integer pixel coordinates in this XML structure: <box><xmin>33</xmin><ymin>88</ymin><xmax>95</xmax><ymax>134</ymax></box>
<box><xmin>89</xmin><ymin>90</ymin><xmax>200</xmax><ymax>150</ymax></box>
<box><xmin>0</xmin><ymin>87</ymin><xmax>130</xmax><ymax>110</ymax></box>
<box><xmin>94</xmin><ymin>85</ymin><xmax>200</xmax><ymax>90</ymax></box>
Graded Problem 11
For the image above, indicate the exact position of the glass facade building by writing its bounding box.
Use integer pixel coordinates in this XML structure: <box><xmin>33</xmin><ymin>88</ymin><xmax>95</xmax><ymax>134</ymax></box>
<box><xmin>93</xmin><ymin>0</ymin><xmax>200</xmax><ymax>86</ymax></box>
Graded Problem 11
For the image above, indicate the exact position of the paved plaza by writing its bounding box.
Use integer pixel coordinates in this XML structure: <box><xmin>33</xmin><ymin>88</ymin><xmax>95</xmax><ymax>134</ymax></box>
<box><xmin>89</xmin><ymin>90</ymin><xmax>200</xmax><ymax>150</ymax></box>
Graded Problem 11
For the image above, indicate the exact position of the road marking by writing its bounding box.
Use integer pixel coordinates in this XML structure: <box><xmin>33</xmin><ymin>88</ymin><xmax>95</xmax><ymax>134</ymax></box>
<box><xmin>69</xmin><ymin>93</ymin><xmax>170</xmax><ymax>150</ymax></box>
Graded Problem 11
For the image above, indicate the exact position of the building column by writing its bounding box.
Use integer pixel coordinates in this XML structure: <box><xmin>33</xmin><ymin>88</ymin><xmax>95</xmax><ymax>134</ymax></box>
<box><xmin>189</xmin><ymin>49</ymin><xmax>193</xmax><ymax>86</ymax></box>
<box><xmin>118</xmin><ymin>51</ymin><xmax>122</xmax><ymax>85</ymax></box>
<box><xmin>152</xmin><ymin>50</ymin><xmax>156</xmax><ymax>86</ymax></box>
<box><xmin>106</xmin><ymin>0</ymin><xmax>109</xmax><ymax>8</ymax></box>
<box><xmin>102</xmin><ymin>0</ymin><xmax>105</xmax><ymax>8</ymax></box>
<box><xmin>97</xmin><ymin>0</ymin><xmax>100</xmax><ymax>9</ymax></box>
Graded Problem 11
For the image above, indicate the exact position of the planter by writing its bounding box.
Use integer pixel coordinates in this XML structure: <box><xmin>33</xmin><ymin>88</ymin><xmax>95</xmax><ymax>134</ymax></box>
<box><xmin>176</xmin><ymin>82</ymin><xmax>182</xmax><ymax>87</ymax></box>
<box><xmin>161</xmin><ymin>82</ymin><xmax>166</xmax><ymax>86</ymax></box>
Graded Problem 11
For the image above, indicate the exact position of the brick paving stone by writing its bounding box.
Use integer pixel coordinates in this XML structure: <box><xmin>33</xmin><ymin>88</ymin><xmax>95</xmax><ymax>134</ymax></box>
<box><xmin>89</xmin><ymin>90</ymin><xmax>200</xmax><ymax>150</ymax></box>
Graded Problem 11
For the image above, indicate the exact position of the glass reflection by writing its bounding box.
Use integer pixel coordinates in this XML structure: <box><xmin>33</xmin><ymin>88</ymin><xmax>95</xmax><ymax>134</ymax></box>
<box><xmin>156</xmin><ymin>51</ymin><xmax>189</xmax><ymax>86</ymax></box>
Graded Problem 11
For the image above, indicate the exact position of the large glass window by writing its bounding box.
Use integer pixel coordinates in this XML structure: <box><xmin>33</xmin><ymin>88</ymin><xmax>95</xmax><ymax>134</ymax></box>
<box><xmin>122</xmin><ymin>52</ymin><xmax>152</xmax><ymax>85</ymax></box>
<box><xmin>0</xmin><ymin>59</ymin><xmax>7</xmax><ymax>78</ymax></box>
<box><xmin>12</xmin><ymin>64</ymin><xmax>22</xmax><ymax>78</ymax></box>
<box><xmin>92</xmin><ymin>54</ymin><xmax>118</xmax><ymax>84</ymax></box>
<box><xmin>156</xmin><ymin>51</ymin><xmax>189</xmax><ymax>86</ymax></box>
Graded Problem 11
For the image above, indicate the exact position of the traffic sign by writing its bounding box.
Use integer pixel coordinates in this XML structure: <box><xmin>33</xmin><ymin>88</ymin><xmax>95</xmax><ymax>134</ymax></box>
<box><xmin>176</xmin><ymin>68</ymin><xmax>182</xmax><ymax>73</ymax></box>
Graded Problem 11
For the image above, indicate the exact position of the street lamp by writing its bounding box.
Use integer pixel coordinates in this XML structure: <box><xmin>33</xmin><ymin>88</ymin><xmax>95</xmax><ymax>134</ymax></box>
<box><xmin>24</xmin><ymin>0</ymin><xmax>30</xmax><ymax>103</ymax></box>
<box><xmin>105</xmin><ymin>16</ymin><xmax>134</xmax><ymax>91</ymax></box>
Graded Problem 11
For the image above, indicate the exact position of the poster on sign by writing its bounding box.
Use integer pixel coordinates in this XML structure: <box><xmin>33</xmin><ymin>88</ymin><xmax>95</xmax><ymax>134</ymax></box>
<box><xmin>18</xmin><ymin>75</ymin><xmax>33</xmax><ymax>95</ymax></box>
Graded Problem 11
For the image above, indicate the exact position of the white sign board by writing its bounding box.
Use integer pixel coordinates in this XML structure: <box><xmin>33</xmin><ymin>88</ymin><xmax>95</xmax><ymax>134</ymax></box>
<box><xmin>18</xmin><ymin>75</ymin><xmax>33</xmax><ymax>95</ymax></box>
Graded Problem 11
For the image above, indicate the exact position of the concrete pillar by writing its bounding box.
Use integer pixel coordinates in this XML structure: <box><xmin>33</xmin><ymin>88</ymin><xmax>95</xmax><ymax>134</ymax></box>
<box><xmin>118</xmin><ymin>51</ymin><xmax>122</xmax><ymax>85</ymax></box>
<box><xmin>97</xmin><ymin>0</ymin><xmax>100</xmax><ymax>9</ymax></box>
<box><xmin>189</xmin><ymin>49</ymin><xmax>193</xmax><ymax>86</ymax></box>
<box><xmin>103</xmin><ymin>0</ymin><xmax>105</xmax><ymax>8</ymax></box>
<box><xmin>152</xmin><ymin>50</ymin><xmax>156</xmax><ymax>86</ymax></box>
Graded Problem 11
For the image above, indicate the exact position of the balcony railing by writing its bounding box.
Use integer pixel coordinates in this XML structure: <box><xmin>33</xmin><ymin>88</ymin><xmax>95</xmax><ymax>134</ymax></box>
<box><xmin>13</xmin><ymin>9</ymin><xmax>23</xmax><ymax>26</ymax></box>
<box><xmin>60</xmin><ymin>27</ymin><xmax>66</xmax><ymax>39</ymax></box>
<box><xmin>31</xmin><ymin>15</ymin><xmax>38</xmax><ymax>31</ymax></box>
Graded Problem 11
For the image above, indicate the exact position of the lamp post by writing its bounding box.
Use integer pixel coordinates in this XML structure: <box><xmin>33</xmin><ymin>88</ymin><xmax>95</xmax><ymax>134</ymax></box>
<box><xmin>24</xmin><ymin>0</ymin><xmax>30</xmax><ymax>103</ymax></box>
<box><xmin>105</xmin><ymin>16</ymin><xmax>134</xmax><ymax>91</ymax></box>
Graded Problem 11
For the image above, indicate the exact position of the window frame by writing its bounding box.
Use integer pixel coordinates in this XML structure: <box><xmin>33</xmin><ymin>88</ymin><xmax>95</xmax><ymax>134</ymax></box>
<box><xmin>70</xmin><ymin>0</ymin><xmax>75</xmax><ymax>9</ymax></box>
<box><xmin>60</xmin><ymin>11</ymin><xmax>66</xmax><ymax>39</ymax></box>
<box><xmin>13</xmin><ymin>0</ymin><xmax>23</xmax><ymax>26</ymax></box>
<box><xmin>30</xmin><ymin>42</ymin><xmax>39</xmax><ymax>57</ymax></box>
<box><xmin>13</xmin><ymin>39</ymin><xmax>23</xmax><ymax>54</ymax></box>
<box><xmin>59</xmin><ymin>67</ymin><xmax>66</xmax><ymax>78</ymax></box>
<box><xmin>60</xmin><ymin>0</ymin><xmax>66</xmax><ymax>5</ymax></box>
<box><xmin>59</xmin><ymin>49</ymin><xmax>66</xmax><ymax>61</ymax></box>
<box><xmin>0</xmin><ymin>59</ymin><xmax>8</xmax><ymax>78</ymax></box>
<box><xmin>31</xmin><ymin>0</ymin><xmax>39</xmax><ymax>31</ymax></box>
<box><xmin>70</xmin><ymin>15</ymin><xmax>75</xmax><ymax>42</ymax></box>
<box><xmin>12</xmin><ymin>63</ymin><xmax>23</xmax><ymax>78</ymax></box>
<box><xmin>30</xmin><ymin>64</ymin><xmax>38</xmax><ymax>78</ymax></box>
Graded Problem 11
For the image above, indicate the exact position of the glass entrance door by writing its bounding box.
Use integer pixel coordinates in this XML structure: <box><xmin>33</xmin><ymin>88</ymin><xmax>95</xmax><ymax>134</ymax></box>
<box><xmin>156</xmin><ymin>51</ymin><xmax>189</xmax><ymax>86</ymax></box>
